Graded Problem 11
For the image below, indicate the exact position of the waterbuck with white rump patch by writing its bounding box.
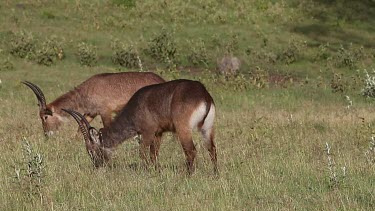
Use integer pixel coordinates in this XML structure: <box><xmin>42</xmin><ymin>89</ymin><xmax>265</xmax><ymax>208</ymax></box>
<box><xmin>63</xmin><ymin>79</ymin><xmax>218</xmax><ymax>174</ymax></box>
<box><xmin>22</xmin><ymin>72</ymin><xmax>165</xmax><ymax>136</ymax></box>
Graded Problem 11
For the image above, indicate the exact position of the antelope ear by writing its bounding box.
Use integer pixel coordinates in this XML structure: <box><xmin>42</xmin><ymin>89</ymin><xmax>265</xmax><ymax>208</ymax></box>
<box><xmin>44</xmin><ymin>108</ymin><xmax>53</xmax><ymax>116</ymax></box>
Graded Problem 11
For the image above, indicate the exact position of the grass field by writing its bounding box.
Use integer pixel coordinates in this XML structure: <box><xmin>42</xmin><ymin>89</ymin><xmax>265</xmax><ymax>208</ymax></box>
<box><xmin>1</xmin><ymin>0</ymin><xmax>375</xmax><ymax>210</ymax></box>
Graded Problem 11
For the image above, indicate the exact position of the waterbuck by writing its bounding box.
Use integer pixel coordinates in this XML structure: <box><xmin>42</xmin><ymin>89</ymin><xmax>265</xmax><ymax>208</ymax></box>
<box><xmin>22</xmin><ymin>72</ymin><xmax>165</xmax><ymax>136</ymax></box>
<box><xmin>63</xmin><ymin>79</ymin><xmax>218</xmax><ymax>174</ymax></box>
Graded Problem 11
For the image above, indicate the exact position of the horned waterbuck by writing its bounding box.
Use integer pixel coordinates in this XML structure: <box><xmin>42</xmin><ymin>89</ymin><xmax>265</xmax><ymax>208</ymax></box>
<box><xmin>63</xmin><ymin>79</ymin><xmax>217</xmax><ymax>174</ymax></box>
<box><xmin>22</xmin><ymin>72</ymin><xmax>165</xmax><ymax>136</ymax></box>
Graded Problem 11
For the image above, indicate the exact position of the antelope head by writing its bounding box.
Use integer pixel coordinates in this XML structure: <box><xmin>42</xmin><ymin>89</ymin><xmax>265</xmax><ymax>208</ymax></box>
<box><xmin>22</xmin><ymin>81</ymin><xmax>66</xmax><ymax>136</ymax></box>
<box><xmin>62</xmin><ymin>109</ymin><xmax>111</xmax><ymax>167</ymax></box>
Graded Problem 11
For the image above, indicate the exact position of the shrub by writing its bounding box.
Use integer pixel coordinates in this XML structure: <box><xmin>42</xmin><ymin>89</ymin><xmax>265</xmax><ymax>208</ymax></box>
<box><xmin>361</xmin><ymin>69</ymin><xmax>375</xmax><ymax>98</ymax></box>
<box><xmin>330</xmin><ymin>72</ymin><xmax>345</xmax><ymax>93</ymax></box>
<box><xmin>13</xmin><ymin>138</ymin><xmax>46</xmax><ymax>197</ymax></box>
<box><xmin>365</xmin><ymin>135</ymin><xmax>375</xmax><ymax>165</ymax></box>
<box><xmin>35</xmin><ymin>36</ymin><xmax>64</xmax><ymax>66</ymax></box>
<box><xmin>249</xmin><ymin>66</ymin><xmax>269</xmax><ymax>89</ymax></box>
<box><xmin>77</xmin><ymin>42</ymin><xmax>98</xmax><ymax>66</ymax></box>
<box><xmin>315</xmin><ymin>43</ymin><xmax>331</xmax><ymax>61</ymax></box>
<box><xmin>335</xmin><ymin>44</ymin><xmax>365</xmax><ymax>69</ymax></box>
<box><xmin>324</xmin><ymin>142</ymin><xmax>346</xmax><ymax>189</ymax></box>
<box><xmin>111</xmin><ymin>40</ymin><xmax>140</xmax><ymax>69</ymax></box>
<box><xmin>145</xmin><ymin>30</ymin><xmax>177</xmax><ymax>65</ymax></box>
<box><xmin>8</xmin><ymin>30</ymin><xmax>36</xmax><ymax>59</ymax></box>
<box><xmin>278</xmin><ymin>38</ymin><xmax>307</xmax><ymax>64</ymax></box>
<box><xmin>187</xmin><ymin>39</ymin><xmax>209</xmax><ymax>67</ymax></box>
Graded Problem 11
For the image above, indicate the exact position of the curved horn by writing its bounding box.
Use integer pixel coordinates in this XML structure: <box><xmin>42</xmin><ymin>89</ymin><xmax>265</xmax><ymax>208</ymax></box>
<box><xmin>62</xmin><ymin>109</ymin><xmax>91</xmax><ymax>142</ymax></box>
<box><xmin>22</xmin><ymin>81</ymin><xmax>47</xmax><ymax>110</ymax></box>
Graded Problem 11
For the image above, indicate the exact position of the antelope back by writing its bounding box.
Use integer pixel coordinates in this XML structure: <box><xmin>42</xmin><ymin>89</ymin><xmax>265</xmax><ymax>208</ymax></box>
<box><xmin>106</xmin><ymin>79</ymin><xmax>214</xmax><ymax>136</ymax></box>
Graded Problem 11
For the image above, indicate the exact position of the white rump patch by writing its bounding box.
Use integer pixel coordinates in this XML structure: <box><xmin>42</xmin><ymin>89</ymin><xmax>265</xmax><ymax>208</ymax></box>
<box><xmin>202</xmin><ymin>104</ymin><xmax>215</xmax><ymax>132</ymax></box>
<box><xmin>201</xmin><ymin>104</ymin><xmax>215</xmax><ymax>149</ymax></box>
<box><xmin>189</xmin><ymin>103</ymin><xmax>216</xmax><ymax>132</ymax></box>
<box><xmin>189</xmin><ymin>103</ymin><xmax>207</xmax><ymax>130</ymax></box>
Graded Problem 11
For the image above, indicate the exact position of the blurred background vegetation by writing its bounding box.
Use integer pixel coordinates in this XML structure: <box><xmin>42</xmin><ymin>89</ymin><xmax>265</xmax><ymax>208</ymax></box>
<box><xmin>1</xmin><ymin>0</ymin><xmax>375</xmax><ymax>210</ymax></box>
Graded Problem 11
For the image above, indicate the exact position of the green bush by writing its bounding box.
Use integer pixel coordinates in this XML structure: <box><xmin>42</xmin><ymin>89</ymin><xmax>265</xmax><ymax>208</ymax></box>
<box><xmin>8</xmin><ymin>30</ymin><xmax>36</xmax><ymax>59</ymax></box>
<box><xmin>13</xmin><ymin>138</ymin><xmax>46</xmax><ymax>197</ymax></box>
<box><xmin>145</xmin><ymin>30</ymin><xmax>177</xmax><ymax>65</ymax></box>
<box><xmin>335</xmin><ymin>44</ymin><xmax>365</xmax><ymax>69</ymax></box>
<box><xmin>362</xmin><ymin>69</ymin><xmax>375</xmax><ymax>98</ymax></box>
<box><xmin>330</xmin><ymin>72</ymin><xmax>346</xmax><ymax>93</ymax></box>
<box><xmin>278</xmin><ymin>38</ymin><xmax>307</xmax><ymax>65</ymax></box>
<box><xmin>111</xmin><ymin>40</ymin><xmax>139</xmax><ymax>68</ymax></box>
<box><xmin>77</xmin><ymin>42</ymin><xmax>98</xmax><ymax>66</ymax></box>
<box><xmin>187</xmin><ymin>39</ymin><xmax>209</xmax><ymax>67</ymax></box>
<box><xmin>35</xmin><ymin>36</ymin><xmax>64</xmax><ymax>66</ymax></box>
<box><xmin>314</xmin><ymin>43</ymin><xmax>331</xmax><ymax>61</ymax></box>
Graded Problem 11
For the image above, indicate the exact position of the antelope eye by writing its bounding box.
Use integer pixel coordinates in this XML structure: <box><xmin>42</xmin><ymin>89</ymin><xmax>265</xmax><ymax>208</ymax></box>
<box><xmin>44</xmin><ymin>116</ymin><xmax>48</xmax><ymax>120</ymax></box>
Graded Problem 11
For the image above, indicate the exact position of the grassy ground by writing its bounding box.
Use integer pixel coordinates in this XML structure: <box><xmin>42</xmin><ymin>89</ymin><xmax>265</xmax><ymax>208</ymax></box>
<box><xmin>1</xmin><ymin>0</ymin><xmax>375</xmax><ymax>210</ymax></box>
